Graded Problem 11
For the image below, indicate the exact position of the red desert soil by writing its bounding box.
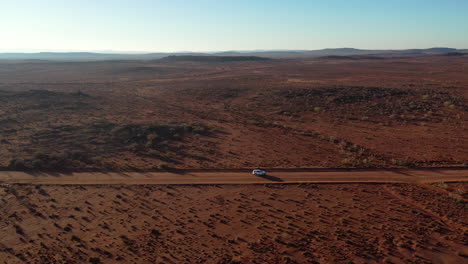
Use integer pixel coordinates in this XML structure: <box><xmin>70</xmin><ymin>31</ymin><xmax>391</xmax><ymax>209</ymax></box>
<box><xmin>0</xmin><ymin>55</ymin><xmax>466</xmax><ymax>170</ymax></box>
<box><xmin>0</xmin><ymin>168</ymin><xmax>467</xmax><ymax>185</ymax></box>
<box><xmin>0</xmin><ymin>182</ymin><xmax>466</xmax><ymax>264</ymax></box>
<box><xmin>0</xmin><ymin>55</ymin><xmax>466</xmax><ymax>263</ymax></box>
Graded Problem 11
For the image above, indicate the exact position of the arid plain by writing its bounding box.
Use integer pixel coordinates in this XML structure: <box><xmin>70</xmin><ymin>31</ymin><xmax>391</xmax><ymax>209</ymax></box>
<box><xmin>0</xmin><ymin>54</ymin><xmax>467</xmax><ymax>263</ymax></box>
<box><xmin>0</xmin><ymin>54</ymin><xmax>466</xmax><ymax>170</ymax></box>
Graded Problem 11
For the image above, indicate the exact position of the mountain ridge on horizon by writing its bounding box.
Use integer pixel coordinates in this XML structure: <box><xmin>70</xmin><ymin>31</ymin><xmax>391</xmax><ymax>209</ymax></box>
<box><xmin>0</xmin><ymin>47</ymin><xmax>466</xmax><ymax>61</ymax></box>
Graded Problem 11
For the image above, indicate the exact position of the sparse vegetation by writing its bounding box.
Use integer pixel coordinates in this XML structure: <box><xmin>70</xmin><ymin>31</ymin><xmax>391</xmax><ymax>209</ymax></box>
<box><xmin>4</xmin><ymin>122</ymin><xmax>211</xmax><ymax>170</ymax></box>
<box><xmin>0</xmin><ymin>55</ymin><xmax>465</xmax><ymax>170</ymax></box>
<box><xmin>0</xmin><ymin>183</ymin><xmax>466</xmax><ymax>263</ymax></box>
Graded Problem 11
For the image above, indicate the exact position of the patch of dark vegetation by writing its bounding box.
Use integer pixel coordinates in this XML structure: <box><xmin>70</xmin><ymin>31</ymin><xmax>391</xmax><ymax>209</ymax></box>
<box><xmin>0</xmin><ymin>117</ymin><xmax>19</xmax><ymax>125</ymax></box>
<box><xmin>179</xmin><ymin>81</ymin><xmax>250</xmax><ymax>101</ymax></box>
<box><xmin>207</xmin><ymin>87</ymin><xmax>247</xmax><ymax>99</ymax></box>
<box><xmin>13</xmin><ymin>89</ymin><xmax>90</xmax><ymax>99</ymax></box>
<box><xmin>160</xmin><ymin>55</ymin><xmax>271</xmax><ymax>62</ymax></box>
<box><xmin>5</xmin><ymin>122</ymin><xmax>211</xmax><ymax>171</ymax></box>
<box><xmin>114</xmin><ymin>66</ymin><xmax>166</xmax><ymax>74</ymax></box>
<box><xmin>0</xmin><ymin>89</ymin><xmax>93</xmax><ymax>111</ymax></box>
<box><xmin>8</xmin><ymin>151</ymin><xmax>92</xmax><ymax>170</ymax></box>
<box><xmin>109</xmin><ymin>122</ymin><xmax>208</xmax><ymax>146</ymax></box>
<box><xmin>280</xmin><ymin>86</ymin><xmax>411</xmax><ymax>104</ymax></box>
<box><xmin>88</xmin><ymin>257</ymin><xmax>102</xmax><ymax>264</ymax></box>
<box><xmin>277</xmin><ymin>86</ymin><xmax>466</xmax><ymax>123</ymax></box>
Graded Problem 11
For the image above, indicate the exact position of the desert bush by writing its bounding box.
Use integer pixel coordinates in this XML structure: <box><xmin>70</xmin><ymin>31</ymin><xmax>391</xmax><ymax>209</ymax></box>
<box><xmin>158</xmin><ymin>163</ymin><xmax>169</xmax><ymax>170</ymax></box>
<box><xmin>69</xmin><ymin>151</ymin><xmax>86</xmax><ymax>161</ymax></box>
<box><xmin>33</xmin><ymin>151</ymin><xmax>49</xmax><ymax>160</ymax></box>
<box><xmin>126</xmin><ymin>143</ymin><xmax>139</xmax><ymax>152</ymax></box>
<box><xmin>31</xmin><ymin>159</ymin><xmax>44</xmax><ymax>169</ymax></box>
<box><xmin>8</xmin><ymin>159</ymin><xmax>25</xmax><ymax>169</ymax></box>
<box><xmin>89</xmin><ymin>257</ymin><xmax>102</xmax><ymax>264</ymax></box>
<box><xmin>145</xmin><ymin>133</ymin><xmax>160</xmax><ymax>148</ymax></box>
<box><xmin>91</xmin><ymin>156</ymin><xmax>103</xmax><ymax>164</ymax></box>
<box><xmin>147</xmin><ymin>150</ymin><xmax>159</xmax><ymax>157</ymax></box>
<box><xmin>146</xmin><ymin>133</ymin><xmax>158</xmax><ymax>141</ymax></box>
<box><xmin>37</xmin><ymin>188</ymin><xmax>49</xmax><ymax>196</ymax></box>
<box><xmin>192</xmin><ymin>125</ymin><xmax>206</xmax><ymax>134</ymax></box>
<box><xmin>150</xmin><ymin>229</ymin><xmax>162</xmax><ymax>236</ymax></box>
<box><xmin>14</xmin><ymin>224</ymin><xmax>25</xmax><ymax>236</ymax></box>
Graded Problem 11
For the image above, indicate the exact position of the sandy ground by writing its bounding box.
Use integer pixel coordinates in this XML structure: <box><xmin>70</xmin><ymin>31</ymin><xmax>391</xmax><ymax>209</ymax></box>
<box><xmin>0</xmin><ymin>168</ymin><xmax>466</xmax><ymax>185</ymax></box>
<box><xmin>0</xmin><ymin>182</ymin><xmax>466</xmax><ymax>264</ymax></box>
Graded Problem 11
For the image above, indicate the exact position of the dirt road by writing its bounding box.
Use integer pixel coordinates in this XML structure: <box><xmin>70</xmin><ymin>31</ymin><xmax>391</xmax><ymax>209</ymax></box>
<box><xmin>0</xmin><ymin>168</ymin><xmax>466</xmax><ymax>185</ymax></box>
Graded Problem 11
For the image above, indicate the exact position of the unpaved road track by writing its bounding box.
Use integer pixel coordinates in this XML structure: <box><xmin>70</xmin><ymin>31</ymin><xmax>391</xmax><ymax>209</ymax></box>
<box><xmin>0</xmin><ymin>168</ymin><xmax>467</xmax><ymax>185</ymax></box>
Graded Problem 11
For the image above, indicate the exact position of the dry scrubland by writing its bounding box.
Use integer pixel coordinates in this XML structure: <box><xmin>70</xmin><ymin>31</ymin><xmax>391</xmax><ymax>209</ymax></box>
<box><xmin>0</xmin><ymin>55</ymin><xmax>467</xmax><ymax>264</ymax></box>
<box><xmin>0</xmin><ymin>55</ymin><xmax>467</xmax><ymax>170</ymax></box>
<box><xmin>0</xmin><ymin>182</ymin><xmax>466</xmax><ymax>264</ymax></box>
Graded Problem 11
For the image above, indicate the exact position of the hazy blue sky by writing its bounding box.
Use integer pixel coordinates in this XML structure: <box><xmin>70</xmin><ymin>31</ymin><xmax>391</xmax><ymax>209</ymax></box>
<box><xmin>1</xmin><ymin>0</ymin><xmax>467</xmax><ymax>52</ymax></box>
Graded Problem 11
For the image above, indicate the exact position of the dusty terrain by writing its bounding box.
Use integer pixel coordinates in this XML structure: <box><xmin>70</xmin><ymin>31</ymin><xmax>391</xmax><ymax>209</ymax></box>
<box><xmin>0</xmin><ymin>182</ymin><xmax>466</xmax><ymax>264</ymax></box>
<box><xmin>0</xmin><ymin>55</ymin><xmax>467</xmax><ymax>170</ymax></box>
<box><xmin>0</xmin><ymin>168</ymin><xmax>467</xmax><ymax>185</ymax></box>
<box><xmin>0</xmin><ymin>54</ymin><xmax>467</xmax><ymax>263</ymax></box>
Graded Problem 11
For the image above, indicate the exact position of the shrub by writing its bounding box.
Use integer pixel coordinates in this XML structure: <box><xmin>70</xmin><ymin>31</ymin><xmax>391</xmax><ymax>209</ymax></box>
<box><xmin>38</xmin><ymin>188</ymin><xmax>49</xmax><ymax>196</ymax></box>
<box><xmin>192</xmin><ymin>125</ymin><xmax>206</xmax><ymax>134</ymax></box>
<box><xmin>8</xmin><ymin>159</ymin><xmax>25</xmax><ymax>169</ymax></box>
<box><xmin>126</xmin><ymin>143</ymin><xmax>139</xmax><ymax>152</ymax></box>
<box><xmin>182</xmin><ymin>124</ymin><xmax>193</xmax><ymax>132</ymax></box>
<box><xmin>151</xmin><ymin>229</ymin><xmax>162</xmax><ymax>236</ymax></box>
<box><xmin>89</xmin><ymin>257</ymin><xmax>102</xmax><ymax>264</ymax></box>
<box><xmin>69</xmin><ymin>151</ymin><xmax>86</xmax><ymax>161</ymax></box>
<box><xmin>91</xmin><ymin>156</ymin><xmax>103</xmax><ymax>164</ymax></box>
<box><xmin>146</xmin><ymin>133</ymin><xmax>158</xmax><ymax>142</ymax></box>
<box><xmin>147</xmin><ymin>150</ymin><xmax>159</xmax><ymax>157</ymax></box>
<box><xmin>31</xmin><ymin>159</ymin><xmax>44</xmax><ymax>169</ymax></box>
<box><xmin>158</xmin><ymin>163</ymin><xmax>169</xmax><ymax>170</ymax></box>
<box><xmin>33</xmin><ymin>151</ymin><xmax>49</xmax><ymax>160</ymax></box>
<box><xmin>14</xmin><ymin>225</ymin><xmax>25</xmax><ymax>236</ymax></box>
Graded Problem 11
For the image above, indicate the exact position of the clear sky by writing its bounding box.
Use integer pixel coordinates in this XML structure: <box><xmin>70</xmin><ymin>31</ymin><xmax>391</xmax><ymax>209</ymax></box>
<box><xmin>1</xmin><ymin>0</ymin><xmax>467</xmax><ymax>52</ymax></box>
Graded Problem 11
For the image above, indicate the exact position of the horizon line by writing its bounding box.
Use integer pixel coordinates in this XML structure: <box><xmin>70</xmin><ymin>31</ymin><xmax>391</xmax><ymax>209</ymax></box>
<box><xmin>0</xmin><ymin>47</ymin><xmax>466</xmax><ymax>55</ymax></box>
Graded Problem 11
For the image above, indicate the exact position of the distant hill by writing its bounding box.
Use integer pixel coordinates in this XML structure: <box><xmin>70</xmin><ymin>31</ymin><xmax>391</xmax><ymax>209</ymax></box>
<box><xmin>159</xmin><ymin>55</ymin><xmax>270</xmax><ymax>62</ymax></box>
<box><xmin>318</xmin><ymin>55</ymin><xmax>385</xmax><ymax>60</ymax></box>
<box><xmin>411</xmin><ymin>47</ymin><xmax>457</xmax><ymax>53</ymax></box>
<box><xmin>0</xmin><ymin>48</ymin><xmax>466</xmax><ymax>61</ymax></box>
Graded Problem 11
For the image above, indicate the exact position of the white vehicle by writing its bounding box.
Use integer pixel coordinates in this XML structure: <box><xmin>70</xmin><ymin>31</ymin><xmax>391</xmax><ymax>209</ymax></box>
<box><xmin>252</xmin><ymin>168</ymin><xmax>267</xmax><ymax>176</ymax></box>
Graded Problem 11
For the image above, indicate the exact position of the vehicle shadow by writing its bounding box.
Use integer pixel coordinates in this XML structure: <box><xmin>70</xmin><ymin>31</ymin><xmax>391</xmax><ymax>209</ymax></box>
<box><xmin>257</xmin><ymin>174</ymin><xmax>284</xmax><ymax>182</ymax></box>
